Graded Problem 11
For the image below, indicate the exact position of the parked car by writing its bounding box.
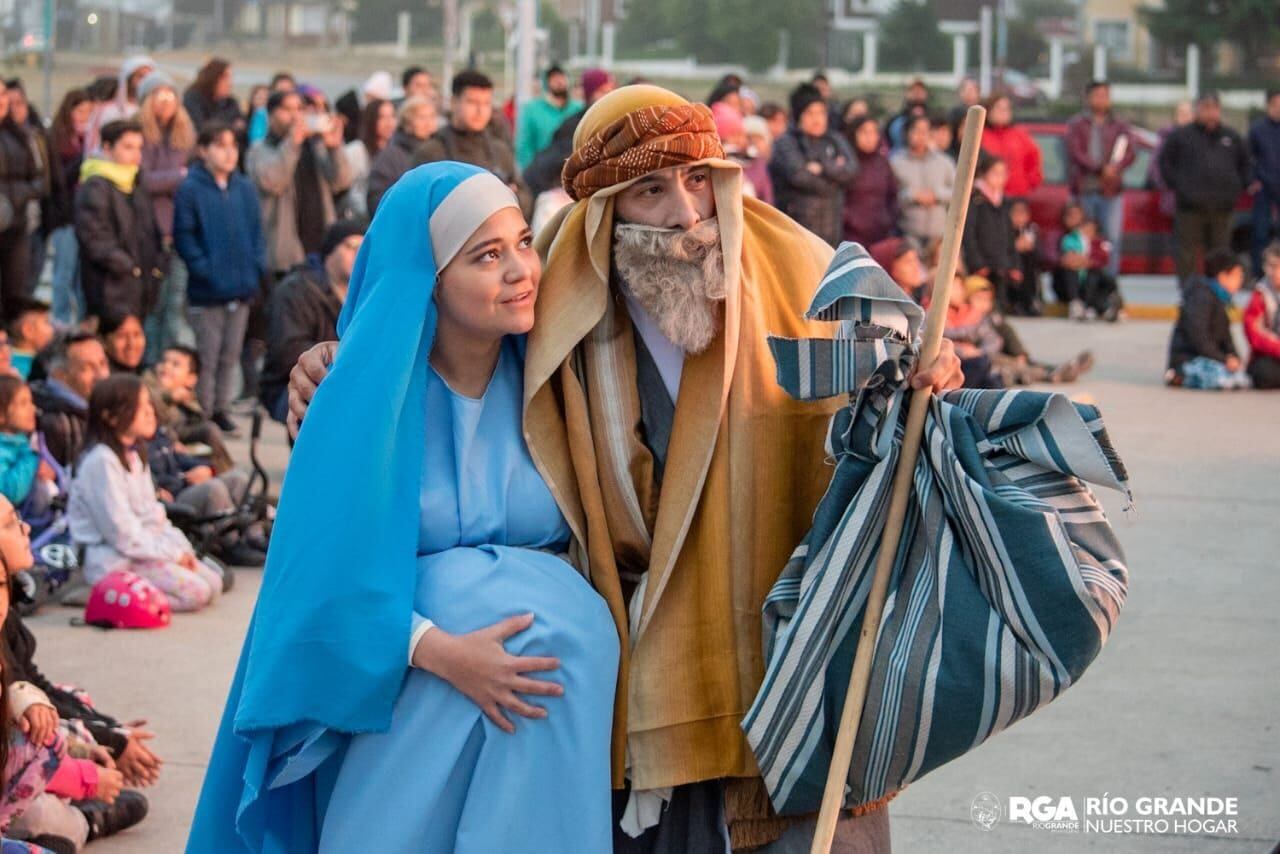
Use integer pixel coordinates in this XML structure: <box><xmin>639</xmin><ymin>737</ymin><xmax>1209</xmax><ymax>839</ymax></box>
<box><xmin>967</xmin><ymin>69</ymin><xmax>1047</xmax><ymax>107</ymax></box>
<box><xmin>1021</xmin><ymin>120</ymin><xmax>1252</xmax><ymax>275</ymax></box>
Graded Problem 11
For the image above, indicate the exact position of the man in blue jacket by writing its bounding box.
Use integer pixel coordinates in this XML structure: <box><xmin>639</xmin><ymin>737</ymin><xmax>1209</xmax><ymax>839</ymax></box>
<box><xmin>1248</xmin><ymin>88</ymin><xmax>1280</xmax><ymax>277</ymax></box>
<box><xmin>173</xmin><ymin>122</ymin><xmax>266</xmax><ymax>436</ymax></box>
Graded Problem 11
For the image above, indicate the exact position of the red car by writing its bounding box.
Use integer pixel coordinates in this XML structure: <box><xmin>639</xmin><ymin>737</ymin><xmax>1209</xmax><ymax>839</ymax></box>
<box><xmin>1021</xmin><ymin>121</ymin><xmax>1252</xmax><ymax>275</ymax></box>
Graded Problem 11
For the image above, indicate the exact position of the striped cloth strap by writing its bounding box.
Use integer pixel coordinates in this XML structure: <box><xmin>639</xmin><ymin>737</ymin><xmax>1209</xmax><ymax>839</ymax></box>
<box><xmin>767</xmin><ymin>242</ymin><xmax>925</xmax><ymax>403</ymax></box>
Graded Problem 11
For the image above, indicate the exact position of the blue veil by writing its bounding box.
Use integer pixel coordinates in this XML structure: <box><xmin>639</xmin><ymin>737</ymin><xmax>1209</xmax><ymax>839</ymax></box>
<box><xmin>189</xmin><ymin>162</ymin><xmax>497</xmax><ymax>851</ymax></box>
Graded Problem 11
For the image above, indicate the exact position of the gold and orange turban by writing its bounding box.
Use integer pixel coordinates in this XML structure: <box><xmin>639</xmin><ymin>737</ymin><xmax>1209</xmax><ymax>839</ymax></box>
<box><xmin>561</xmin><ymin>85</ymin><xmax>726</xmax><ymax>201</ymax></box>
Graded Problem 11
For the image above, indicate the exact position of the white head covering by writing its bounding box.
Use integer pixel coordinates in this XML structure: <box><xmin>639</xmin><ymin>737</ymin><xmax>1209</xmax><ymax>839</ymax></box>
<box><xmin>428</xmin><ymin>171</ymin><xmax>522</xmax><ymax>272</ymax></box>
<box><xmin>362</xmin><ymin>71</ymin><xmax>395</xmax><ymax>101</ymax></box>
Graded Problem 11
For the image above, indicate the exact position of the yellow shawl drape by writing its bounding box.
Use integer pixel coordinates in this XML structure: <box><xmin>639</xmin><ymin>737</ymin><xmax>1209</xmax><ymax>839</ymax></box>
<box><xmin>526</xmin><ymin>163</ymin><xmax>847</xmax><ymax>790</ymax></box>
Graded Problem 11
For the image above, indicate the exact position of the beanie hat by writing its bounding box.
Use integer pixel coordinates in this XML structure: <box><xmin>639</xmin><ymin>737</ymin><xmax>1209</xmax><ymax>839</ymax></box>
<box><xmin>964</xmin><ymin>275</ymin><xmax>994</xmax><ymax>297</ymax></box>
<box><xmin>136</xmin><ymin>70</ymin><xmax>176</xmax><ymax>105</ymax></box>
<box><xmin>790</xmin><ymin>83</ymin><xmax>825</xmax><ymax>123</ymax></box>
<box><xmin>742</xmin><ymin>115</ymin><xmax>769</xmax><ymax>140</ymax></box>
<box><xmin>868</xmin><ymin>236</ymin><xmax>921</xmax><ymax>273</ymax></box>
<box><xmin>321</xmin><ymin>219</ymin><xmax>368</xmax><ymax>260</ymax></box>
<box><xmin>581</xmin><ymin>68</ymin><xmax>613</xmax><ymax>104</ymax></box>
<box><xmin>712</xmin><ymin>101</ymin><xmax>745</xmax><ymax>142</ymax></box>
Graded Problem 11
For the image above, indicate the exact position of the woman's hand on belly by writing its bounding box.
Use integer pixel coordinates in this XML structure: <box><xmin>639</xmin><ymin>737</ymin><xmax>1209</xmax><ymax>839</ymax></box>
<box><xmin>410</xmin><ymin>613</ymin><xmax>564</xmax><ymax>734</ymax></box>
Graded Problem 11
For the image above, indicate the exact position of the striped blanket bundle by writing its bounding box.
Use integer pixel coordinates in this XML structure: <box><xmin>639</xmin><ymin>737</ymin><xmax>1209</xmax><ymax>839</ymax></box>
<box><xmin>743</xmin><ymin>242</ymin><xmax>1132</xmax><ymax>815</ymax></box>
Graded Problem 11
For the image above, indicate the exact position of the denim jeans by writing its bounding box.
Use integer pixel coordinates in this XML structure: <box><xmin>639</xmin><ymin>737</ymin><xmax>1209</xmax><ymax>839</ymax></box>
<box><xmin>144</xmin><ymin>254</ymin><xmax>195</xmax><ymax>364</ymax></box>
<box><xmin>26</xmin><ymin>229</ymin><xmax>46</xmax><ymax>295</ymax></box>
<box><xmin>1252</xmin><ymin>187</ymin><xmax>1278</xmax><ymax>277</ymax></box>
<box><xmin>48</xmin><ymin>224</ymin><xmax>81</xmax><ymax>326</ymax></box>
<box><xmin>188</xmin><ymin>301</ymin><xmax>251</xmax><ymax>416</ymax></box>
<box><xmin>1080</xmin><ymin>192</ymin><xmax>1125</xmax><ymax>278</ymax></box>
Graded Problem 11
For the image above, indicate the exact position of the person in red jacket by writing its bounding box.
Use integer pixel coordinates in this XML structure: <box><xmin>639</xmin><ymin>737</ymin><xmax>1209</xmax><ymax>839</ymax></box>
<box><xmin>979</xmin><ymin>93</ymin><xmax>1043</xmax><ymax>197</ymax></box>
<box><xmin>1244</xmin><ymin>242</ymin><xmax>1280</xmax><ymax>388</ymax></box>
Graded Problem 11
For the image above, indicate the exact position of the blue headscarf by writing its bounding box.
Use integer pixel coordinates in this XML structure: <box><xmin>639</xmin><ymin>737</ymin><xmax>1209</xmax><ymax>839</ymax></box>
<box><xmin>190</xmin><ymin>162</ymin><xmax>519</xmax><ymax>851</ymax></box>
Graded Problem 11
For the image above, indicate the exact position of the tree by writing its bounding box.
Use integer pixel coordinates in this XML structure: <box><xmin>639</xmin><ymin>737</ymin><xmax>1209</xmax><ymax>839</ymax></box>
<box><xmin>1003</xmin><ymin>0</ymin><xmax>1075</xmax><ymax>72</ymax></box>
<box><xmin>353</xmin><ymin>0</ymin><xmax>441</xmax><ymax>44</ymax></box>
<box><xmin>1143</xmin><ymin>0</ymin><xmax>1280</xmax><ymax>72</ymax></box>
<box><xmin>539</xmin><ymin>1</ymin><xmax>570</xmax><ymax>62</ymax></box>
<box><xmin>878</xmin><ymin>0</ymin><xmax>950</xmax><ymax>73</ymax></box>
<box><xmin>1141</xmin><ymin>0</ymin><xmax>1220</xmax><ymax>68</ymax></box>
<box><xmin>616</xmin><ymin>0</ymin><xmax>824</xmax><ymax>71</ymax></box>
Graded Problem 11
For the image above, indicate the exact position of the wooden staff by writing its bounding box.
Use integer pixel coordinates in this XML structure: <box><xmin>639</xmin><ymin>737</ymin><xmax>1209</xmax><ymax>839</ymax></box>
<box><xmin>809</xmin><ymin>104</ymin><xmax>987</xmax><ymax>854</ymax></box>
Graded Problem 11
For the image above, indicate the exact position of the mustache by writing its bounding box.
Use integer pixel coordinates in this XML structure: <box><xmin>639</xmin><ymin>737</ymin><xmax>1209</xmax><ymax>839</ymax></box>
<box><xmin>611</xmin><ymin>218</ymin><xmax>722</xmax><ymax>265</ymax></box>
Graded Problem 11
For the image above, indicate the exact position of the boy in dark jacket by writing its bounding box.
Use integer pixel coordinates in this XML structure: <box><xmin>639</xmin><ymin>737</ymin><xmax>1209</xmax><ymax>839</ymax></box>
<box><xmin>1166</xmin><ymin>249</ymin><xmax>1251</xmax><ymax>389</ymax></box>
<box><xmin>173</xmin><ymin>123</ymin><xmax>266</xmax><ymax>434</ymax></box>
<box><xmin>147</xmin><ymin>344</ymin><xmax>233</xmax><ymax>473</ymax></box>
<box><xmin>73</xmin><ymin>120</ymin><xmax>168</xmax><ymax>324</ymax></box>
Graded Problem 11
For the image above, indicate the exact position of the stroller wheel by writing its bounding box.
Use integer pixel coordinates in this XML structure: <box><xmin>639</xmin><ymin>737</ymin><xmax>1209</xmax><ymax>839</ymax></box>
<box><xmin>12</xmin><ymin>569</ymin><xmax>52</xmax><ymax>617</ymax></box>
<box><xmin>201</xmin><ymin>555</ymin><xmax>235</xmax><ymax>595</ymax></box>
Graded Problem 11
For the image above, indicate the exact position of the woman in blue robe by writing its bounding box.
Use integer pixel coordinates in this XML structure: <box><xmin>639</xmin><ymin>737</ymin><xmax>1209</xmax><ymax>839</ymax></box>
<box><xmin>187</xmin><ymin>163</ymin><xmax>619</xmax><ymax>852</ymax></box>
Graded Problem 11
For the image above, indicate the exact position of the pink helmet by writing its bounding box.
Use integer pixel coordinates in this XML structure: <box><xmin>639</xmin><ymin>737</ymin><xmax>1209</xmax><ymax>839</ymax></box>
<box><xmin>84</xmin><ymin>571</ymin><xmax>172</xmax><ymax>630</ymax></box>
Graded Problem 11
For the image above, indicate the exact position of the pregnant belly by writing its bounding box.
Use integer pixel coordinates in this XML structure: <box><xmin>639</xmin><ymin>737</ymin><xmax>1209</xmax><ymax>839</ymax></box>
<box><xmin>414</xmin><ymin>546</ymin><xmax>616</xmax><ymax>661</ymax></box>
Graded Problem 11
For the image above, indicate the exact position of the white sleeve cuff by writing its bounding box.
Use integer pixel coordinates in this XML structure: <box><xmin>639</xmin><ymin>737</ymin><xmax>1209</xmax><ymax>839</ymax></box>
<box><xmin>408</xmin><ymin>613</ymin><xmax>436</xmax><ymax>666</ymax></box>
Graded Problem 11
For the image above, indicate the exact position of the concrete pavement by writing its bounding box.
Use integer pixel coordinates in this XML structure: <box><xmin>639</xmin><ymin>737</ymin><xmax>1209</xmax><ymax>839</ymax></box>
<box><xmin>25</xmin><ymin>315</ymin><xmax>1279</xmax><ymax>852</ymax></box>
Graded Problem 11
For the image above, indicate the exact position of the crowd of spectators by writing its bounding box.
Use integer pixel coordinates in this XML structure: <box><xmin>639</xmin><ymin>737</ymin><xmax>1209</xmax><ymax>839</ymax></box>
<box><xmin>0</xmin><ymin>52</ymin><xmax>1274</xmax><ymax>850</ymax></box>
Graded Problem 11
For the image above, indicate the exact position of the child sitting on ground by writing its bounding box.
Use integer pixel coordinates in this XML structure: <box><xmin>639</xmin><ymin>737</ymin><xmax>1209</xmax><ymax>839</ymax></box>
<box><xmin>67</xmin><ymin>375</ymin><xmax>223</xmax><ymax>611</ymax></box>
<box><xmin>146</xmin><ymin>346</ymin><xmax>232</xmax><ymax>474</ymax></box>
<box><xmin>147</xmin><ymin>347</ymin><xmax>265</xmax><ymax>567</ymax></box>
<box><xmin>1243</xmin><ymin>241</ymin><xmax>1280</xmax><ymax>389</ymax></box>
<box><xmin>0</xmin><ymin>493</ymin><xmax>149</xmax><ymax>851</ymax></box>
<box><xmin>1058</xmin><ymin>212</ymin><xmax>1123</xmax><ymax>322</ymax></box>
<box><xmin>942</xmin><ymin>274</ymin><xmax>1004</xmax><ymax>389</ymax></box>
<box><xmin>965</xmin><ymin>277</ymin><xmax>1094</xmax><ymax>385</ymax></box>
<box><xmin>6</xmin><ymin>301</ymin><xmax>56</xmax><ymax>382</ymax></box>
<box><xmin>1166</xmin><ymin>249</ymin><xmax>1251</xmax><ymax>389</ymax></box>
<box><xmin>0</xmin><ymin>377</ymin><xmax>60</xmax><ymax>519</ymax></box>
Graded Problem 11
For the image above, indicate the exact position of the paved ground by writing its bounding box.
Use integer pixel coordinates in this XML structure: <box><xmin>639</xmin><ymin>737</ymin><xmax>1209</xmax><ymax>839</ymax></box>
<box><xmin>24</xmin><ymin>312</ymin><xmax>1279</xmax><ymax>852</ymax></box>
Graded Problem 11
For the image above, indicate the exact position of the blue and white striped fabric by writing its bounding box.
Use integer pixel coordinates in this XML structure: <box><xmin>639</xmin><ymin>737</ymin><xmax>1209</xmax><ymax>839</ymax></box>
<box><xmin>744</xmin><ymin>243</ymin><xmax>1132</xmax><ymax>816</ymax></box>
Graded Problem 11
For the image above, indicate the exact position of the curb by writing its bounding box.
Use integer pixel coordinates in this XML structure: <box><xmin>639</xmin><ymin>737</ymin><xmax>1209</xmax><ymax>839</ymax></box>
<box><xmin>1038</xmin><ymin>304</ymin><xmax>1241</xmax><ymax>322</ymax></box>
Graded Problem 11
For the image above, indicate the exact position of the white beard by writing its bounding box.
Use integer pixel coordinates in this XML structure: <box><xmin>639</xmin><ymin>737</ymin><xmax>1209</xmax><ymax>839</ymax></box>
<box><xmin>612</xmin><ymin>218</ymin><xmax>726</xmax><ymax>355</ymax></box>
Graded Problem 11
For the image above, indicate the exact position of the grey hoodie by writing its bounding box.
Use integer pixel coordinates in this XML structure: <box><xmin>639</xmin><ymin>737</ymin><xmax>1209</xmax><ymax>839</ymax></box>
<box><xmin>85</xmin><ymin>55</ymin><xmax>155</xmax><ymax>154</ymax></box>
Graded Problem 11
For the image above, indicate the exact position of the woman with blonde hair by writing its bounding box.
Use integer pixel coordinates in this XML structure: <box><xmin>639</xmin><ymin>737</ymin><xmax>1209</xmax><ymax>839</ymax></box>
<box><xmin>136</xmin><ymin>72</ymin><xmax>196</xmax><ymax>363</ymax></box>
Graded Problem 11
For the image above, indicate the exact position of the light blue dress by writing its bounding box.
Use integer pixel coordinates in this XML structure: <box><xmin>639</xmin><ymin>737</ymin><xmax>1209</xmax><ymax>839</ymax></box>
<box><xmin>269</xmin><ymin>338</ymin><xmax>619</xmax><ymax>852</ymax></box>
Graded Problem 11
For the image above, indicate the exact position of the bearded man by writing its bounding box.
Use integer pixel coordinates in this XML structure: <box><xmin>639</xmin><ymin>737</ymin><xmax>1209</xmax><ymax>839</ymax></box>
<box><xmin>288</xmin><ymin>85</ymin><xmax>963</xmax><ymax>852</ymax></box>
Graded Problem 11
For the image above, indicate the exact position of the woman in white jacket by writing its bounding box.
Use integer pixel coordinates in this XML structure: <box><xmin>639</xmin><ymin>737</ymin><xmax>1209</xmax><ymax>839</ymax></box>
<box><xmin>68</xmin><ymin>375</ymin><xmax>221</xmax><ymax>612</ymax></box>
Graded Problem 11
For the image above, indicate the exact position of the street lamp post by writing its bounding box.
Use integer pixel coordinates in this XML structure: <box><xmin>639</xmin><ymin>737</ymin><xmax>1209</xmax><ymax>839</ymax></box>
<box><xmin>42</xmin><ymin>0</ymin><xmax>57</xmax><ymax>115</ymax></box>
<box><xmin>443</xmin><ymin>0</ymin><xmax>457</xmax><ymax>89</ymax></box>
<box><xmin>514</xmin><ymin>0</ymin><xmax>534</xmax><ymax>108</ymax></box>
